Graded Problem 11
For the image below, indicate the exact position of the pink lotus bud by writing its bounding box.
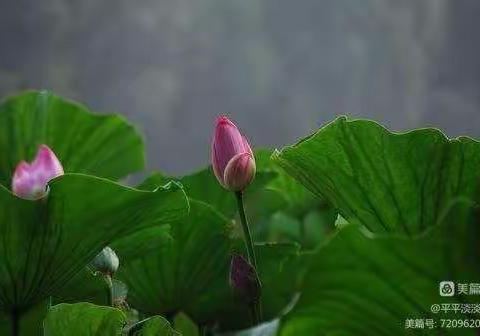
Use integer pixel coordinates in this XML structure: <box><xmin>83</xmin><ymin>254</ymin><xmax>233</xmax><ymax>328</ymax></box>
<box><xmin>229</xmin><ymin>254</ymin><xmax>261</xmax><ymax>304</ymax></box>
<box><xmin>12</xmin><ymin>145</ymin><xmax>64</xmax><ymax>200</ymax></box>
<box><xmin>211</xmin><ymin>116</ymin><xmax>256</xmax><ymax>191</ymax></box>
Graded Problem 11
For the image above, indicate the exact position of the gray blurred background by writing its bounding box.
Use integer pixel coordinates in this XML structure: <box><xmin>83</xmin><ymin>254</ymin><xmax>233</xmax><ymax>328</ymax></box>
<box><xmin>1</xmin><ymin>0</ymin><xmax>479</xmax><ymax>174</ymax></box>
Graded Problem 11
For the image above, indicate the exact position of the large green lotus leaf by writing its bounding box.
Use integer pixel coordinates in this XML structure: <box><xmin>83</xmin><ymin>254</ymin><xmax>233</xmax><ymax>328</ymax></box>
<box><xmin>128</xmin><ymin>316</ymin><xmax>180</xmax><ymax>336</ymax></box>
<box><xmin>44</xmin><ymin>303</ymin><xmax>126</xmax><ymax>336</ymax></box>
<box><xmin>45</xmin><ymin>303</ymin><xmax>179</xmax><ymax>336</ymax></box>
<box><xmin>0</xmin><ymin>299</ymin><xmax>50</xmax><ymax>336</ymax></box>
<box><xmin>279</xmin><ymin>200</ymin><xmax>480</xmax><ymax>336</ymax></box>
<box><xmin>52</xmin><ymin>267</ymin><xmax>109</xmax><ymax>306</ymax></box>
<box><xmin>111</xmin><ymin>226</ymin><xmax>173</xmax><ymax>262</ymax></box>
<box><xmin>173</xmin><ymin>312</ymin><xmax>199</xmax><ymax>336</ymax></box>
<box><xmin>117</xmin><ymin>199</ymin><xmax>304</xmax><ymax>330</ymax></box>
<box><xmin>117</xmin><ymin>200</ymin><xmax>233</xmax><ymax>323</ymax></box>
<box><xmin>0</xmin><ymin>91</ymin><xmax>144</xmax><ymax>183</ymax></box>
<box><xmin>272</xmin><ymin>117</ymin><xmax>480</xmax><ymax>235</ymax></box>
<box><xmin>0</xmin><ymin>174</ymin><xmax>188</xmax><ymax>318</ymax></box>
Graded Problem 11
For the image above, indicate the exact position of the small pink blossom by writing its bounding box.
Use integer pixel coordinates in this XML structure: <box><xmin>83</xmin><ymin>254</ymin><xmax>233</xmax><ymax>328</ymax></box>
<box><xmin>12</xmin><ymin>145</ymin><xmax>64</xmax><ymax>200</ymax></box>
<box><xmin>211</xmin><ymin>116</ymin><xmax>256</xmax><ymax>191</ymax></box>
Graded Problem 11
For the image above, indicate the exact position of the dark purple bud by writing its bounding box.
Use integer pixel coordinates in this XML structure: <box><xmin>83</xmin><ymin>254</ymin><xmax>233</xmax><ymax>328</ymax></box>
<box><xmin>229</xmin><ymin>254</ymin><xmax>261</xmax><ymax>304</ymax></box>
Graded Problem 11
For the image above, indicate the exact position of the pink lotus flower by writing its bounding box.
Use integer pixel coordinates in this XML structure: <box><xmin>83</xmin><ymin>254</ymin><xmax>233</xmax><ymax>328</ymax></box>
<box><xmin>211</xmin><ymin>116</ymin><xmax>256</xmax><ymax>191</ymax></box>
<box><xmin>12</xmin><ymin>145</ymin><xmax>64</xmax><ymax>200</ymax></box>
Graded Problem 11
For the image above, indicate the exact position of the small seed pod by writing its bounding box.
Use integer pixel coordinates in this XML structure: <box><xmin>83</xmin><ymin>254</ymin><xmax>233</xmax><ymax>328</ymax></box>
<box><xmin>91</xmin><ymin>246</ymin><xmax>119</xmax><ymax>276</ymax></box>
<box><xmin>229</xmin><ymin>254</ymin><xmax>261</xmax><ymax>304</ymax></box>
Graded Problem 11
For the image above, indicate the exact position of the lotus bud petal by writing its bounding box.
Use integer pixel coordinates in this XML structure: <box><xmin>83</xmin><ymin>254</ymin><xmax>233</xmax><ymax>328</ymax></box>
<box><xmin>12</xmin><ymin>145</ymin><xmax>64</xmax><ymax>200</ymax></box>
<box><xmin>211</xmin><ymin>116</ymin><xmax>255</xmax><ymax>191</ymax></box>
<box><xmin>91</xmin><ymin>246</ymin><xmax>119</xmax><ymax>276</ymax></box>
<box><xmin>229</xmin><ymin>254</ymin><xmax>261</xmax><ymax>304</ymax></box>
<box><xmin>223</xmin><ymin>152</ymin><xmax>256</xmax><ymax>192</ymax></box>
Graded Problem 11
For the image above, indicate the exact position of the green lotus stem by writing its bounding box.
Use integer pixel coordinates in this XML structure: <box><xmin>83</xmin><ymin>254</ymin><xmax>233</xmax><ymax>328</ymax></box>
<box><xmin>235</xmin><ymin>191</ymin><xmax>257</xmax><ymax>269</ymax></box>
<box><xmin>105</xmin><ymin>275</ymin><xmax>114</xmax><ymax>307</ymax></box>
<box><xmin>235</xmin><ymin>191</ymin><xmax>262</xmax><ymax>323</ymax></box>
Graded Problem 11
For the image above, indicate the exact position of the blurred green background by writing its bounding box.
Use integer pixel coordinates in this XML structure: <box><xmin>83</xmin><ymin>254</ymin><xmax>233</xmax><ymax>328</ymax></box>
<box><xmin>0</xmin><ymin>0</ymin><xmax>479</xmax><ymax>174</ymax></box>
